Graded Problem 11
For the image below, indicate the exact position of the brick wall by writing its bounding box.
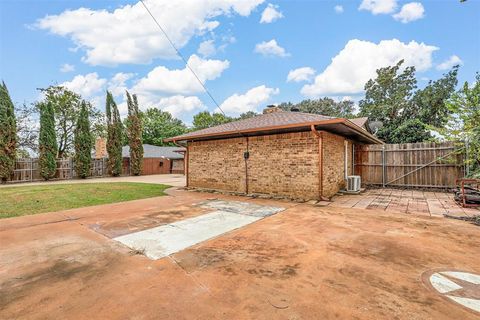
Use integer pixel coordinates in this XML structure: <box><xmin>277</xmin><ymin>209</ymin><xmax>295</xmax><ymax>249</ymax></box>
<box><xmin>346</xmin><ymin>140</ymin><xmax>354</xmax><ymax>176</ymax></box>
<box><xmin>248</xmin><ymin>132</ymin><xmax>319</xmax><ymax>199</ymax></box>
<box><xmin>187</xmin><ymin>131</ymin><xmax>352</xmax><ymax>200</ymax></box>
<box><xmin>321</xmin><ymin>131</ymin><xmax>347</xmax><ymax>198</ymax></box>
<box><xmin>188</xmin><ymin>137</ymin><xmax>246</xmax><ymax>192</ymax></box>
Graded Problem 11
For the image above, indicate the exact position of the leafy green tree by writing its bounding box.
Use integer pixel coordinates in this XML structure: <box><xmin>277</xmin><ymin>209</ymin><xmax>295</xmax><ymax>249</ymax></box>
<box><xmin>74</xmin><ymin>101</ymin><xmax>93</xmax><ymax>178</ymax></box>
<box><xmin>38</xmin><ymin>101</ymin><xmax>58</xmax><ymax>180</ymax></box>
<box><xmin>15</xmin><ymin>102</ymin><xmax>38</xmax><ymax>156</ymax></box>
<box><xmin>192</xmin><ymin>111</ymin><xmax>234</xmax><ymax>130</ymax></box>
<box><xmin>388</xmin><ymin>119</ymin><xmax>431</xmax><ymax>144</ymax></box>
<box><xmin>126</xmin><ymin>91</ymin><xmax>143</xmax><ymax>176</ymax></box>
<box><xmin>0</xmin><ymin>82</ymin><xmax>17</xmax><ymax>183</ymax></box>
<box><xmin>105</xmin><ymin>91</ymin><xmax>123</xmax><ymax>176</ymax></box>
<box><xmin>414</xmin><ymin>66</ymin><xmax>459</xmax><ymax>127</ymax></box>
<box><xmin>237</xmin><ymin>111</ymin><xmax>259</xmax><ymax>120</ymax></box>
<box><xmin>359</xmin><ymin>60</ymin><xmax>459</xmax><ymax>143</ymax></box>
<box><xmin>279</xmin><ymin>98</ymin><xmax>355</xmax><ymax>118</ymax></box>
<box><xmin>359</xmin><ymin>60</ymin><xmax>417</xmax><ymax>141</ymax></box>
<box><xmin>142</xmin><ymin>108</ymin><xmax>186</xmax><ymax>146</ymax></box>
<box><xmin>38</xmin><ymin>86</ymin><xmax>105</xmax><ymax>158</ymax></box>
<box><xmin>443</xmin><ymin>73</ymin><xmax>480</xmax><ymax>177</ymax></box>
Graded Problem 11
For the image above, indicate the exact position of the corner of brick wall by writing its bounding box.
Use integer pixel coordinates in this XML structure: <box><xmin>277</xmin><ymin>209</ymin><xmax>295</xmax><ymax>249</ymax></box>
<box><xmin>321</xmin><ymin>131</ymin><xmax>348</xmax><ymax>198</ymax></box>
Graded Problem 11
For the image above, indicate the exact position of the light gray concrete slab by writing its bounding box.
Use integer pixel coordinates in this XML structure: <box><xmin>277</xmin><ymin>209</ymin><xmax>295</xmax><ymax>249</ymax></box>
<box><xmin>198</xmin><ymin>199</ymin><xmax>284</xmax><ymax>217</ymax></box>
<box><xmin>114</xmin><ymin>210</ymin><xmax>260</xmax><ymax>260</ymax></box>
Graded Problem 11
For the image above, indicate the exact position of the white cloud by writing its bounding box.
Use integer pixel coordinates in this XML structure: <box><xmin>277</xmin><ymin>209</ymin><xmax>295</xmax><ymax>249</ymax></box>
<box><xmin>61</xmin><ymin>72</ymin><xmax>107</xmax><ymax>98</ymax></box>
<box><xmin>287</xmin><ymin>67</ymin><xmax>316</xmax><ymax>82</ymax></box>
<box><xmin>217</xmin><ymin>85</ymin><xmax>279</xmax><ymax>115</ymax></box>
<box><xmin>436</xmin><ymin>55</ymin><xmax>463</xmax><ymax>70</ymax></box>
<box><xmin>359</xmin><ymin>0</ymin><xmax>397</xmax><ymax>15</ymax></box>
<box><xmin>158</xmin><ymin>95</ymin><xmax>206</xmax><ymax>121</ymax></box>
<box><xmin>133</xmin><ymin>54</ymin><xmax>229</xmax><ymax>95</ymax></box>
<box><xmin>393</xmin><ymin>2</ymin><xmax>425</xmax><ymax>23</ymax></box>
<box><xmin>260</xmin><ymin>3</ymin><xmax>283</xmax><ymax>23</ymax></box>
<box><xmin>334</xmin><ymin>5</ymin><xmax>344</xmax><ymax>13</ymax></box>
<box><xmin>60</xmin><ymin>63</ymin><xmax>75</xmax><ymax>73</ymax></box>
<box><xmin>254</xmin><ymin>39</ymin><xmax>290</xmax><ymax>57</ymax></box>
<box><xmin>108</xmin><ymin>72</ymin><xmax>135</xmax><ymax>97</ymax></box>
<box><xmin>116</xmin><ymin>92</ymin><xmax>206</xmax><ymax>122</ymax></box>
<box><xmin>36</xmin><ymin>0</ymin><xmax>264</xmax><ymax>66</ymax></box>
<box><xmin>197</xmin><ymin>39</ymin><xmax>216</xmax><ymax>57</ymax></box>
<box><xmin>301</xmin><ymin>39</ymin><xmax>438</xmax><ymax>96</ymax></box>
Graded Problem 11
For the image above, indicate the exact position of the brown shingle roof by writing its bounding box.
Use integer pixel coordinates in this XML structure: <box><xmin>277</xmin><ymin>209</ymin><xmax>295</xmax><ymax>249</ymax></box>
<box><xmin>165</xmin><ymin>111</ymin><xmax>382</xmax><ymax>144</ymax></box>
<box><xmin>349</xmin><ymin>117</ymin><xmax>369</xmax><ymax>129</ymax></box>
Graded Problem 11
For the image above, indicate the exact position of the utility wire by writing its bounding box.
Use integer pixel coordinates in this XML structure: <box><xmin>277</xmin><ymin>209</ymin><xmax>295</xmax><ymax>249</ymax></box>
<box><xmin>139</xmin><ymin>0</ymin><xmax>255</xmax><ymax>195</ymax></box>
<box><xmin>139</xmin><ymin>0</ymin><xmax>227</xmax><ymax>117</ymax></box>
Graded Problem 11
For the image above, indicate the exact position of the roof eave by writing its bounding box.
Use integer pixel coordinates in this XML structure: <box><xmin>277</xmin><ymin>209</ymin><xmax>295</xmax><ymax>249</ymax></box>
<box><xmin>165</xmin><ymin>118</ymin><xmax>382</xmax><ymax>145</ymax></box>
<box><xmin>164</xmin><ymin>118</ymin><xmax>344</xmax><ymax>143</ymax></box>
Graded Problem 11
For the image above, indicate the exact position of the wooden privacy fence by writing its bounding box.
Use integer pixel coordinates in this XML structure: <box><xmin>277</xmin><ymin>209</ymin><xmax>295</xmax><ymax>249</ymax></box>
<box><xmin>11</xmin><ymin>158</ymin><xmax>111</xmax><ymax>183</ymax></box>
<box><xmin>354</xmin><ymin>141</ymin><xmax>465</xmax><ymax>188</ymax></box>
<box><xmin>9</xmin><ymin>157</ymin><xmax>184</xmax><ymax>183</ymax></box>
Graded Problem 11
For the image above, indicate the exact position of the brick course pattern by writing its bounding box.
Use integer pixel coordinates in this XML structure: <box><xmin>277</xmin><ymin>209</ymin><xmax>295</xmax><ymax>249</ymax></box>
<box><xmin>188</xmin><ymin>137</ymin><xmax>246</xmax><ymax>193</ymax></box>
<box><xmin>321</xmin><ymin>132</ymin><xmax>347</xmax><ymax>198</ymax></box>
<box><xmin>187</xmin><ymin>131</ymin><xmax>353</xmax><ymax>200</ymax></box>
<box><xmin>248</xmin><ymin>132</ymin><xmax>319</xmax><ymax>199</ymax></box>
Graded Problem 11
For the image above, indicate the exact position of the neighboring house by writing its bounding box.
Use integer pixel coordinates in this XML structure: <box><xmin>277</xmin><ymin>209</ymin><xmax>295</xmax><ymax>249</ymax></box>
<box><xmin>121</xmin><ymin>144</ymin><xmax>186</xmax><ymax>175</ymax></box>
<box><xmin>94</xmin><ymin>139</ymin><xmax>185</xmax><ymax>175</ymax></box>
<box><xmin>166</xmin><ymin>106</ymin><xmax>382</xmax><ymax>200</ymax></box>
<box><xmin>349</xmin><ymin>117</ymin><xmax>372</xmax><ymax>133</ymax></box>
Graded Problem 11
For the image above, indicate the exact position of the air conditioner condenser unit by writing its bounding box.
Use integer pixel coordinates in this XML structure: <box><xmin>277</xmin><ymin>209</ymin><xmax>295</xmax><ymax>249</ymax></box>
<box><xmin>347</xmin><ymin>176</ymin><xmax>361</xmax><ymax>192</ymax></box>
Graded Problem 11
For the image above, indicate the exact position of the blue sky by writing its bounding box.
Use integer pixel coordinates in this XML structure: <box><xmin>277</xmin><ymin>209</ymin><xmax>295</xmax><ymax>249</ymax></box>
<box><xmin>1</xmin><ymin>0</ymin><xmax>479</xmax><ymax>124</ymax></box>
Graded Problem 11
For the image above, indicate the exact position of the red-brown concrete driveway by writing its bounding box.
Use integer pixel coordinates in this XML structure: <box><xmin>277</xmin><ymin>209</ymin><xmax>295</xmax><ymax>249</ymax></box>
<box><xmin>1</xmin><ymin>189</ymin><xmax>479</xmax><ymax>319</ymax></box>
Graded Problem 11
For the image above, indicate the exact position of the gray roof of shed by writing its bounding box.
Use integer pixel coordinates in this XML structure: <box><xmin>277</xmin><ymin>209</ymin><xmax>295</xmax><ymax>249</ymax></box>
<box><xmin>122</xmin><ymin>144</ymin><xmax>185</xmax><ymax>159</ymax></box>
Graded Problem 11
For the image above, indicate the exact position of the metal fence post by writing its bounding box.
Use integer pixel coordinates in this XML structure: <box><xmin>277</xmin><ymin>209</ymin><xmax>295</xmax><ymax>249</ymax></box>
<box><xmin>382</xmin><ymin>145</ymin><xmax>386</xmax><ymax>188</ymax></box>
<box><xmin>465</xmin><ymin>138</ymin><xmax>469</xmax><ymax>177</ymax></box>
<box><xmin>30</xmin><ymin>158</ymin><xmax>33</xmax><ymax>182</ymax></box>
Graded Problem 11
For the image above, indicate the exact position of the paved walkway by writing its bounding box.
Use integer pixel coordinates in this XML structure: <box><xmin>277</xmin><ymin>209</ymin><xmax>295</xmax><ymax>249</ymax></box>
<box><xmin>0</xmin><ymin>174</ymin><xmax>186</xmax><ymax>188</ymax></box>
<box><xmin>326</xmin><ymin>188</ymin><xmax>480</xmax><ymax>218</ymax></box>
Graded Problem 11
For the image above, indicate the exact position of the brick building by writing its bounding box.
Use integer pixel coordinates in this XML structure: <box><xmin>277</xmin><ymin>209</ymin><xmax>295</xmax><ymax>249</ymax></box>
<box><xmin>166</xmin><ymin>107</ymin><xmax>382</xmax><ymax>200</ymax></box>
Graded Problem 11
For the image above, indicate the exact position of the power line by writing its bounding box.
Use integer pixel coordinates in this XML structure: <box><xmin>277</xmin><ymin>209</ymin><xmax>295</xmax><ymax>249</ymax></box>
<box><xmin>139</xmin><ymin>0</ymin><xmax>227</xmax><ymax>117</ymax></box>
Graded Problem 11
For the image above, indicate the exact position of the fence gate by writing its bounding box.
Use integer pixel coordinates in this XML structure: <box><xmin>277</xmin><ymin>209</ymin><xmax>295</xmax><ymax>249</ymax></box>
<box><xmin>354</xmin><ymin>141</ymin><xmax>465</xmax><ymax>189</ymax></box>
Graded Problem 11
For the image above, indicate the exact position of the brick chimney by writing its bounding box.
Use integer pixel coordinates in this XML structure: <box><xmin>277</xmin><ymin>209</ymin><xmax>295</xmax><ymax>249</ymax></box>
<box><xmin>263</xmin><ymin>105</ymin><xmax>283</xmax><ymax>114</ymax></box>
<box><xmin>95</xmin><ymin>137</ymin><xmax>107</xmax><ymax>159</ymax></box>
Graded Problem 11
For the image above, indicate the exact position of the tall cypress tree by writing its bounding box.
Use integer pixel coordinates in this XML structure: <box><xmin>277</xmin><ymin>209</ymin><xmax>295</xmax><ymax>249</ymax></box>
<box><xmin>38</xmin><ymin>101</ymin><xmax>58</xmax><ymax>180</ymax></box>
<box><xmin>105</xmin><ymin>91</ymin><xmax>123</xmax><ymax>176</ymax></box>
<box><xmin>74</xmin><ymin>100</ymin><xmax>93</xmax><ymax>178</ymax></box>
<box><xmin>126</xmin><ymin>91</ymin><xmax>143</xmax><ymax>176</ymax></box>
<box><xmin>0</xmin><ymin>82</ymin><xmax>17</xmax><ymax>183</ymax></box>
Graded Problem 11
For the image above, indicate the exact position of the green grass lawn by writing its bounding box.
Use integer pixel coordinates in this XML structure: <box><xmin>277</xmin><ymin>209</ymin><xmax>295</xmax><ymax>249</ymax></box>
<box><xmin>0</xmin><ymin>182</ymin><xmax>170</xmax><ymax>219</ymax></box>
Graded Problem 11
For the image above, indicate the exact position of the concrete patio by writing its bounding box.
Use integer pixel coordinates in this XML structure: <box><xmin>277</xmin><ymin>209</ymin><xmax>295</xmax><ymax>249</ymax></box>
<box><xmin>326</xmin><ymin>188</ymin><xmax>479</xmax><ymax>218</ymax></box>
<box><xmin>1</xmin><ymin>188</ymin><xmax>479</xmax><ymax>319</ymax></box>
